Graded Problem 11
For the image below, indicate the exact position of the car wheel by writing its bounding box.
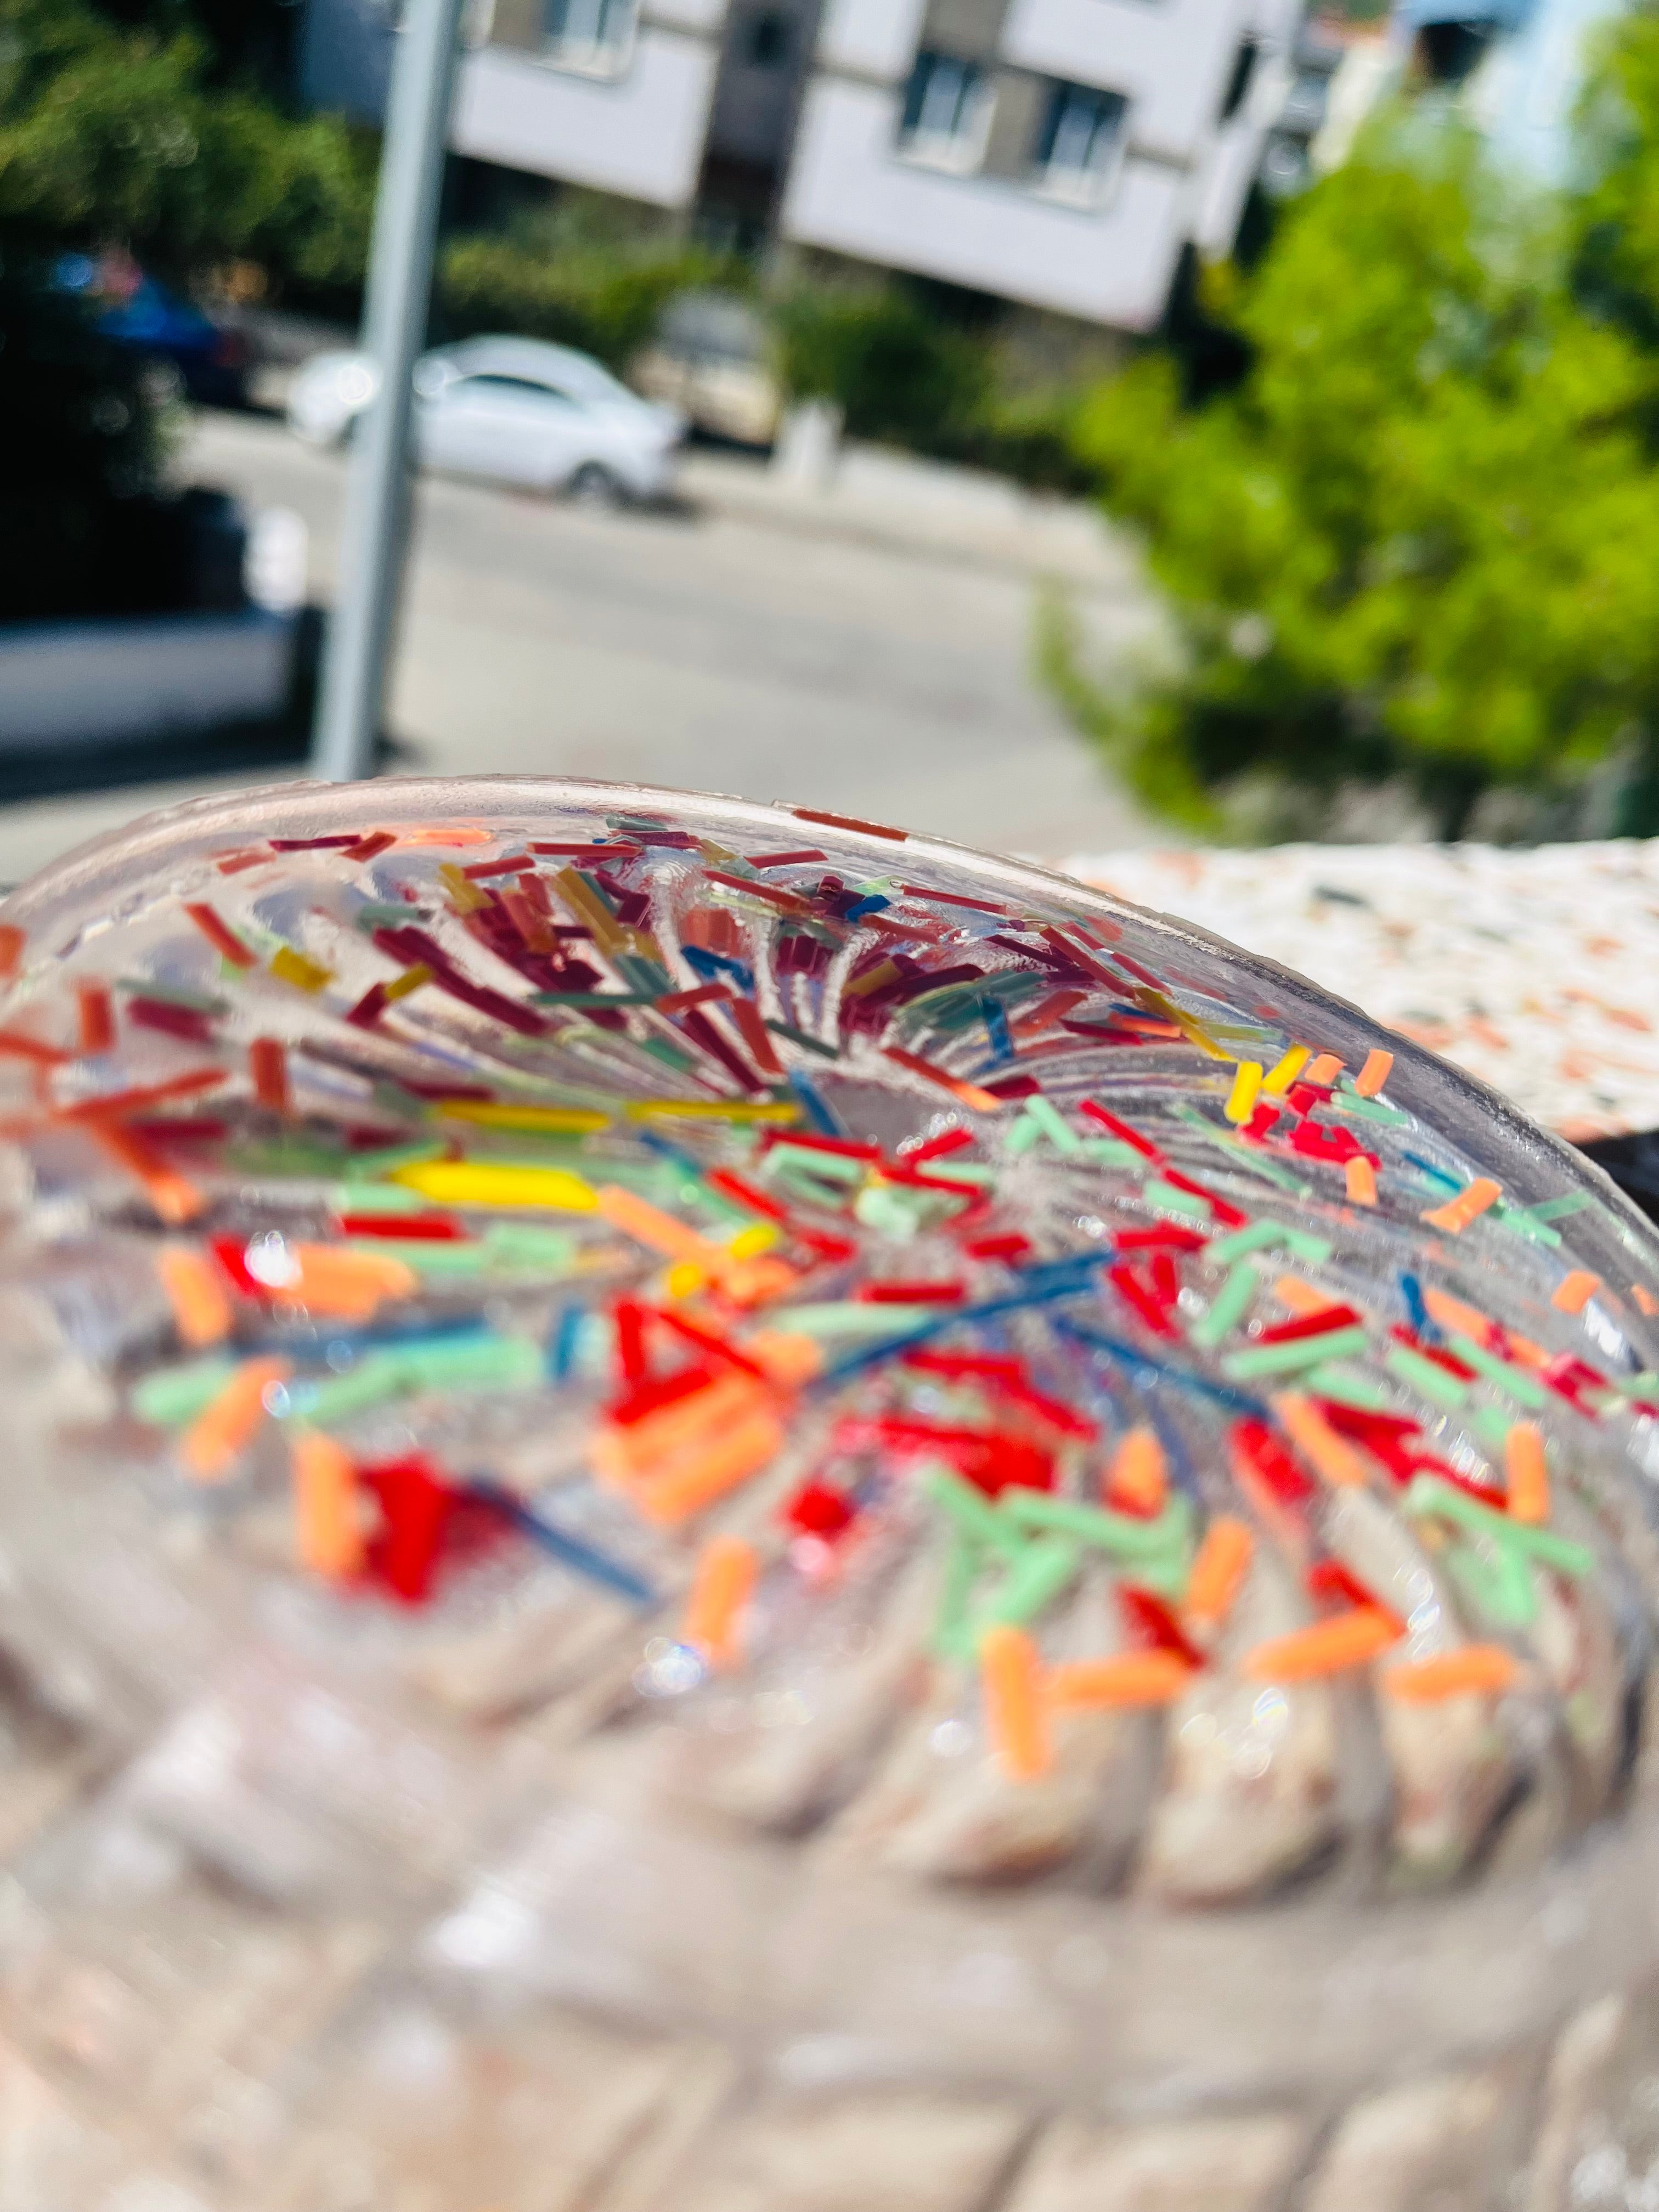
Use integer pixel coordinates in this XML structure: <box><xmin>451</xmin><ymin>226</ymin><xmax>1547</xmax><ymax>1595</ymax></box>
<box><xmin>566</xmin><ymin>462</ymin><xmax>626</xmax><ymax>510</ymax></box>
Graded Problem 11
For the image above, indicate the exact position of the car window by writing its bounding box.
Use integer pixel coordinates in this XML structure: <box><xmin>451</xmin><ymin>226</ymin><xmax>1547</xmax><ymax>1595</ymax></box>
<box><xmin>532</xmin><ymin>357</ymin><xmax>632</xmax><ymax>405</ymax></box>
<box><xmin>453</xmin><ymin>374</ymin><xmax>578</xmax><ymax>405</ymax></box>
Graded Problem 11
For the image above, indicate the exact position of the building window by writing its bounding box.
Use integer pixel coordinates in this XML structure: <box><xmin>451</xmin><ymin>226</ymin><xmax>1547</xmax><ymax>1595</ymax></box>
<box><xmin>1417</xmin><ymin>20</ymin><xmax>1494</xmax><ymax>84</ymax></box>
<box><xmin>898</xmin><ymin>51</ymin><xmax>992</xmax><ymax>172</ymax></box>
<box><xmin>1219</xmin><ymin>37</ymin><xmax>1258</xmax><ymax>122</ymax></box>
<box><xmin>745</xmin><ymin>8</ymin><xmax>789</xmax><ymax>66</ymax></box>
<box><xmin>1032</xmin><ymin>80</ymin><xmax>1127</xmax><ymax>203</ymax></box>
<box><xmin>544</xmin><ymin>0</ymin><xmax>634</xmax><ymax>72</ymax></box>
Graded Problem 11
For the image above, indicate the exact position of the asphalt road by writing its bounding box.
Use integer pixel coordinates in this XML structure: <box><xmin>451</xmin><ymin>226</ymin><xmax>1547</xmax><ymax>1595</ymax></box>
<box><xmin>0</xmin><ymin>412</ymin><xmax>1158</xmax><ymax>885</ymax></box>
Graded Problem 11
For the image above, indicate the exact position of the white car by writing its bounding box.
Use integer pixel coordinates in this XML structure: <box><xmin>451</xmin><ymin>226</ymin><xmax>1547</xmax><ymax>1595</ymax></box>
<box><xmin>286</xmin><ymin>336</ymin><xmax>684</xmax><ymax>505</ymax></box>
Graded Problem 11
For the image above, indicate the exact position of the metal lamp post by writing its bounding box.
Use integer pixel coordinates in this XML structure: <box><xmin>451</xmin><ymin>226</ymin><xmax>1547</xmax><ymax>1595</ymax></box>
<box><xmin>311</xmin><ymin>0</ymin><xmax>468</xmax><ymax>782</ymax></box>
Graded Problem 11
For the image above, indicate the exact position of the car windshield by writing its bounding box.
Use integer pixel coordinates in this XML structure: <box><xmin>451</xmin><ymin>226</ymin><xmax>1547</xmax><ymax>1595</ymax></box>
<box><xmin>659</xmin><ymin>295</ymin><xmax>765</xmax><ymax>366</ymax></box>
<box><xmin>443</xmin><ymin>348</ymin><xmax>633</xmax><ymax>407</ymax></box>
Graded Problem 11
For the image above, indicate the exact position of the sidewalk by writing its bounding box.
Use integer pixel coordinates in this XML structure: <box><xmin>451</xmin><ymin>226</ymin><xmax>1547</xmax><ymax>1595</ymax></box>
<box><xmin>678</xmin><ymin>443</ymin><xmax>1137</xmax><ymax>595</ymax></box>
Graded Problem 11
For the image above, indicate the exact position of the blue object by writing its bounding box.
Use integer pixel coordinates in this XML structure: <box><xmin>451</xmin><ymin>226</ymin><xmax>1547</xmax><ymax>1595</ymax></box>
<box><xmin>55</xmin><ymin>258</ymin><xmax>250</xmax><ymax>408</ymax></box>
<box><xmin>1053</xmin><ymin>1318</ymin><xmax>1272</xmax><ymax>1418</ymax></box>
<box><xmin>681</xmin><ymin>944</ymin><xmax>756</xmax><ymax>993</ymax></box>
<box><xmin>1141</xmin><ymin>1396</ymin><xmax>1200</xmax><ymax>1498</ymax></box>
<box><xmin>982</xmin><ymin>997</ymin><xmax>1015</xmax><ymax>1066</ymax></box>
<box><xmin>549</xmin><ymin>1304</ymin><xmax>585</xmax><ymax>1381</ymax></box>
<box><xmin>788</xmin><ymin>1071</ymin><xmax>843</xmax><ymax>1137</ymax></box>
<box><xmin>1400</xmin><ymin>1271</ymin><xmax>1440</xmax><ymax>1342</ymax></box>
<box><xmin>814</xmin><ymin>1254</ymin><xmax>1113</xmax><ymax>1386</ymax></box>
<box><xmin>269</xmin><ymin>1314</ymin><xmax>490</xmax><ymax>1358</ymax></box>
<box><xmin>466</xmin><ymin>1481</ymin><xmax>658</xmax><ymax>1607</ymax></box>
<box><xmin>1404</xmin><ymin>1152</ymin><xmax>1462</xmax><ymax>1192</ymax></box>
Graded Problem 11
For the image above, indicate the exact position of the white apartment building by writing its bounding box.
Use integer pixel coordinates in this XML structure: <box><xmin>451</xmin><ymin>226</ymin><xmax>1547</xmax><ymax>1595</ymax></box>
<box><xmin>303</xmin><ymin>0</ymin><xmax>1311</xmax><ymax>333</ymax></box>
<box><xmin>450</xmin><ymin>0</ymin><xmax>736</xmax><ymax>212</ymax></box>
<box><xmin>784</xmin><ymin>0</ymin><xmax>1304</xmax><ymax>329</ymax></box>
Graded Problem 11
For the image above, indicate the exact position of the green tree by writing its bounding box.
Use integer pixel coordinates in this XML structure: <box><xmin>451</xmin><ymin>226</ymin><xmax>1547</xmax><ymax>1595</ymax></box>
<box><xmin>0</xmin><ymin>0</ymin><xmax>373</xmax><ymax>285</ymax></box>
<box><xmin>0</xmin><ymin>0</ymin><xmax>373</xmax><ymax>618</ymax></box>
<box><xmin>437</xmin><ymin>193</ymin><xmax>733</xmax><ymax>370</ymax></box>
<box><xmin>1047</xmin><ymin>131</ymin><xmax>1659</xmax><ymax>839</ymax></box>
<box><xmin>774</xmin><ymin>281</ymin><xmax>992</xmax><ymax>453</ymax></box>
<box><xmin>770</xmin><ymin>276</ymin><xmax>1102</xmax><ymax>489</ymax></box>
<box><xmin>1572</xmin><ymin>8</ymin><xmax>1659</xmax><ymax>344</ymax></box>
<box><xmin>87</xmin><ymin>0</ymin><xmax>304</xmax><ymax>94</ymax></box>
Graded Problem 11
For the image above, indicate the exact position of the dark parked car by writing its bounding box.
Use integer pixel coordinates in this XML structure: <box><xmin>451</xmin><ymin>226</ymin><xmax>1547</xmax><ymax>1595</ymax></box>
<box><xmin>56</xmin><ymin>253</ymin><xmax>252</xmax><ymax>409</ymax></box>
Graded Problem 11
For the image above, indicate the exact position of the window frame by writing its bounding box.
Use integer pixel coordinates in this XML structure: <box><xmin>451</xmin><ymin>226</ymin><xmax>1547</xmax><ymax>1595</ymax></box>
<box><xmin>895</xmin><ymin>48</ymin><xmax>996</xmax><ymax>176</ymax></box>
<box><xmin>1218</xmin><ymin>37</ymin><xmax>1260</xmax><ymax>125</ymax></box>
<box><xmin>1029</xmin><ymin>77</ymin><xmax>1130</xmax><ymax>208</ymax></box>
<box><xmin>541</xmin><ymin>0</ymin><xmax>637</xmax><ymax>80</ymax></box>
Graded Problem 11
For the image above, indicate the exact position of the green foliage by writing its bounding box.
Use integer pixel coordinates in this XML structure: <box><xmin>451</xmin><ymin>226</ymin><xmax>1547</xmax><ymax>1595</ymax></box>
<box><xmin>1573</xmin><ymin>9</ymin><xmax>1659</xmax><ymax>343</ymax></box>
<box><xmin>773</xmin><ymin>283</ymin><xmax>991</xmax><ymax>450</ymax></box>
<box><xmin>771</xmin><ymin>278</ymin><xmax>1098</xmax><ymax>490</ymax></box>
<box><xmin>0</xmin><ymin>0</ymin><xmax>373</xmax><ymax>620</ymax></box>
<box><xmin>0</xmin><ymin>0</ymin><xmax>373</xmax><ymax>283</ymax></box>
<box><xmin>85</xmin><ymin>0</ymin><xmax>303</xmax><ymax>93</ymax></box>
<box><xmin>436</xmin><ymin>202</ymin><xmax>734</xmax><ymax>371</ymax></box>
<box><xmin>0</xmin><ymin>2</ymin><xmax>224</xmax><ymax>262</ymax></box>
<box><xmin>217</xmin><ymin>98</ymin><xmax>376</xmax><ymax>293</ymax></box>
<box><xmin>969</xmin><ymin>385</ymin><xmax>1096</xmax><ymax>495</ymax></box>
<box><xmin>1054</xmin><ymin>130</ymin><xmax>1659</xmax><ymax>838</ymax></box>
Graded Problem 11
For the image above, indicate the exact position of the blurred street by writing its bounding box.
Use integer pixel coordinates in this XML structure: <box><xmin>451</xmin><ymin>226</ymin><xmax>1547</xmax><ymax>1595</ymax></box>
<box><xmin>0</xmin><ymin>412</ymin><xmax>1157</xmax><ymax>886</ymax></box>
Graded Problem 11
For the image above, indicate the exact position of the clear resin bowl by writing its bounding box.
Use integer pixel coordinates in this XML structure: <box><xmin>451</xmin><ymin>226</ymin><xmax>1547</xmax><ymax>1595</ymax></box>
<box><xmin>0</xmin><ymin>776</ymin><xmax>1653</xmax><ymax>2210</ymax></box>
